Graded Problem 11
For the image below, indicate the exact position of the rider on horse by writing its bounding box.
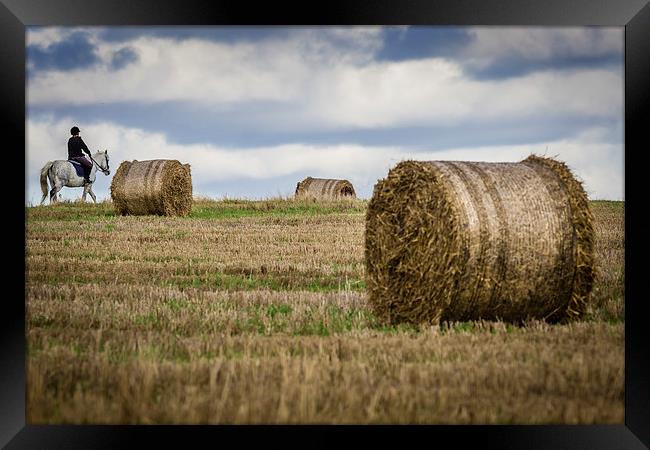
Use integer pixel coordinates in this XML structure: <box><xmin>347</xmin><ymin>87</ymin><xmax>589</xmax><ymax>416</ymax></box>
<box><xmin>68</xmin><ymin>126</ymin><xmax>93</xmax><ymax>185</ymax></box>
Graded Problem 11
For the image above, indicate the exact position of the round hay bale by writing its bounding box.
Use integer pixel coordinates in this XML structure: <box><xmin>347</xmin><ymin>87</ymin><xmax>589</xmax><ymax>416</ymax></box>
<box><xmin>295</xmin><ymin>177</ymin><xmax>356</xmax><ymax>199</ymax></box>
<box><xmin>365</xmin><ymin>155</ymin><xmax>595</xmax><ymax>325</ymax></box>
<box><xmin>110</xmin><ymin>159</ymin><xmax>193</xmax><ymax>216</ymax></box>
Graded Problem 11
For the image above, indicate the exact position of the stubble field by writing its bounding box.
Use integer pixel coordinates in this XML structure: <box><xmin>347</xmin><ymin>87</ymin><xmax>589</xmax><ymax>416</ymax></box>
<box><xmin>25</xmin><ymin>198</ymin><xmax>624</xmax><ymax>424</ymax></box>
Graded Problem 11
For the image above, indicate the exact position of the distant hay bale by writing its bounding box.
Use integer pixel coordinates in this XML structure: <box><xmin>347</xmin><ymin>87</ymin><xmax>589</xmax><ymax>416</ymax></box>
<box><xmin>365</xmin><ymin>155</ymin><xmax>595</xmax><ymax>325</ymax></box>
<box><xmin>295</xmin><ymin>177</ymin><xmax>356</xmax><ymax>199</ymax></box>
<box><xmin>110</xmin><ymin>159</ymin><xmax>193</xmax><ymax>216</ymax></box>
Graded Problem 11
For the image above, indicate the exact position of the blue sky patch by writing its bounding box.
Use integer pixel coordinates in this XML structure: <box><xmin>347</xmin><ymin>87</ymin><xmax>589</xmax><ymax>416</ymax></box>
<box><xmin>28</xmin><ymin>31</ymin><xmax>100</xmax><ymax>71</ymax></box>
<box><xmin>110</xmin><ymin>47</ymin><xmax>139</xmax><ymax>70</ymax></box>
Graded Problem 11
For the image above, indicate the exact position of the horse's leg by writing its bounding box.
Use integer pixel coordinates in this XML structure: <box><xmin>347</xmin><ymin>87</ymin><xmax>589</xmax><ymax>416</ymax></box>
<box><xmin>82</xmin><ymin>184</ymin><xmax>89</xmax><ymax>202</ymax></box>
<box><xmin>88</xmin><ymin>185</ymin><xmax>97</xmax><ymax>203</ymax></box>
<box><xmin>50</xmin><ymin>180</ymin><xmax>63</xmax><ymax>204</ymax></box>
<box><xmin>42</xmin><ymin>169</ymin><xmax>54</xmax><ymax>204</ymax></box>
<box><xmin>40</xmin><ymin>189</ymin><xmax>48</xmax><ymax>205</ymax></box>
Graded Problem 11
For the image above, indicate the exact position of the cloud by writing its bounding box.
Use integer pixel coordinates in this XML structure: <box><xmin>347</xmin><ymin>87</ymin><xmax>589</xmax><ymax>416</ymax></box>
<box><xmin>26</xmin><ymin>27</ymin><xmax>624</xmax><ymax>94</ymax></box>
<box><xmin>26</xmin><ymin>118</ymin><xmax>623</xmax><ymax>205</ymax></box>
<box><xmin>29</xmin><ymin>99</ymin><xmax>620</xmax><ymax>153</ymax></box>
<box><xmin>463</xmin><ymin>28</ymin><xmax>623</xmax><ymax>62</ymax></box>
<box><xmin>376</xmin><ymin>27</ymin><xmax>623</xmax><ymax>80</ymax></box>
<box><xmin>27</xmin><ymin>26</ymin><xmax>75</xmax><ymax>47</ymax></box>
<box><xmin>96</xmin><ymin>26</ymin><xmax>289</xmax><ymax>43</ymax></box>
<box><xmin>28</xmin><ymin>35</ymin><xmax>307</xmax><ymax>105</ymax></box>
<box><xmin>459</xmin><ymin>27</ymin><xmax>623</xmax><ymax>79</ymax></box>
<box><xmin>300</xmin><ymin>60</ymin><xmax>621</xmax><ymax>128</ymax></box>
<box><xmin>27</xmin><ymin>31</ymin><xmax>622</xmax><ymax>131</ymax></box>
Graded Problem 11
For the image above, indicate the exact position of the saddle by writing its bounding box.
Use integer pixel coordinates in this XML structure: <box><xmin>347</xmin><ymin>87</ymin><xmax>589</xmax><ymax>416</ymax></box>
<box><xmin>68</xmin><ymin>159</ymin><xmax>87</xmax><ymax>178</ymax></box>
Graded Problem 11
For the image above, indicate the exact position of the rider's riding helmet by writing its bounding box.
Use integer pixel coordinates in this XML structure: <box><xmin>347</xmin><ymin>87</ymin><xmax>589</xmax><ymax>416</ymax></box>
<box><xmin>70</xmin><ymin>126</ymin><xmax>80</xmax><ymax>136</ymax></box>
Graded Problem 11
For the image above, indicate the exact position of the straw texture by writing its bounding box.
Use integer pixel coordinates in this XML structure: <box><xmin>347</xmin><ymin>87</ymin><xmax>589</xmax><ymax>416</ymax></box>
<box><xmin>295</xmin><ymin>177</ymin><xmax>356</xmax><ymax>199</ymax></box>
<box><xmin>365</xmin><ymin>155</ymin><xmax>595</xmax><ymax>325</ymax></box>
<box><xmin>111</xmin><ymin>159</ymin><xmax>193</xmax><ymax>216</ymax></box>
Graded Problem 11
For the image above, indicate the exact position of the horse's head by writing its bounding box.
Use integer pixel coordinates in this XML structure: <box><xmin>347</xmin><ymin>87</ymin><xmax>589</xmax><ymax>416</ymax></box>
<box><xmin>93</xmin><ymin>149</ymin><xmax>110</xmax><ymax>176</ymax></box>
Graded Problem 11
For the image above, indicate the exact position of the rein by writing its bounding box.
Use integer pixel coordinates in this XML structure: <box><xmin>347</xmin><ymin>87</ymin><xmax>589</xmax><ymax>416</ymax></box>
<box><xmin>88</xmin><ymin>154</ymin><xmax>110</xmax><ymax>174</ymax></box>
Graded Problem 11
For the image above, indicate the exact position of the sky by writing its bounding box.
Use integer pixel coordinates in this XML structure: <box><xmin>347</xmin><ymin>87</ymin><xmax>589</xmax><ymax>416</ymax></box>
<box><xmin>26</xmin><ymin>26</ymin><xmax>624</xmax><ymax>204</ymax></box>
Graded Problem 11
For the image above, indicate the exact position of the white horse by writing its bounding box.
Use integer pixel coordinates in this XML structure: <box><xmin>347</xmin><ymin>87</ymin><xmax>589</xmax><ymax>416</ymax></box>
<box><xmin>40</xmin><ymin>150</ymin><xmax>111</xmax><ymax>204</ymax></box>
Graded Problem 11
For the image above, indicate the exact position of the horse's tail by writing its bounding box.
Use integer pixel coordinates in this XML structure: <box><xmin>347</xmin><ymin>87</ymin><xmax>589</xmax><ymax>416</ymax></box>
<box><xmin>40</xmin><ymin>161</ymin><xmax>54</xmax><ymax>204</ymax></box>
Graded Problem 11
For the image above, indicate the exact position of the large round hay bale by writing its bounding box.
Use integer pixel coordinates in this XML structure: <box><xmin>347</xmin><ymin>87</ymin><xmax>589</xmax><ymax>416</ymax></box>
<box><xmin>365</xmin><ymin>155</ymin><xmax>595</xmax><ymax>325</ymax></box>
<box><xmin>110</xmin><ymin>159</ymin><xmax>192</xmax><ymax>216</ymax></box>
<box><xmin>295</xmin><ymin>177</ymin><xmax>356</xmax><ymax>199</ymax></box>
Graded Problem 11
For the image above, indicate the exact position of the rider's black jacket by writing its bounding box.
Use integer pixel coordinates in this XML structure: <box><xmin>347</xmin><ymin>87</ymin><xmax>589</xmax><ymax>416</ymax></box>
<box><xmin>68</xmin><ymin>136</ymin><xmax>91</xmax><ymax>159</ymax></box>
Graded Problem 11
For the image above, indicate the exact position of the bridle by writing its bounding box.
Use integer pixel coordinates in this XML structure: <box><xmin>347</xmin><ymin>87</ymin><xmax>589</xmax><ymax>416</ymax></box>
<box><xmin>89</xmin><ymin>153</ymin><xmax>110</xmax><ymax>175</ymax></box>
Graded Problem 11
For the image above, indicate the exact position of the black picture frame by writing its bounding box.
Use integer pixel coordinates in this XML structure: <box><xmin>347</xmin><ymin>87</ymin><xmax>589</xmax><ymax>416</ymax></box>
<box><xmin>3</xmin><ymin>0</ymin><xmax>648</xmax><ymax>448</ymax></box>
